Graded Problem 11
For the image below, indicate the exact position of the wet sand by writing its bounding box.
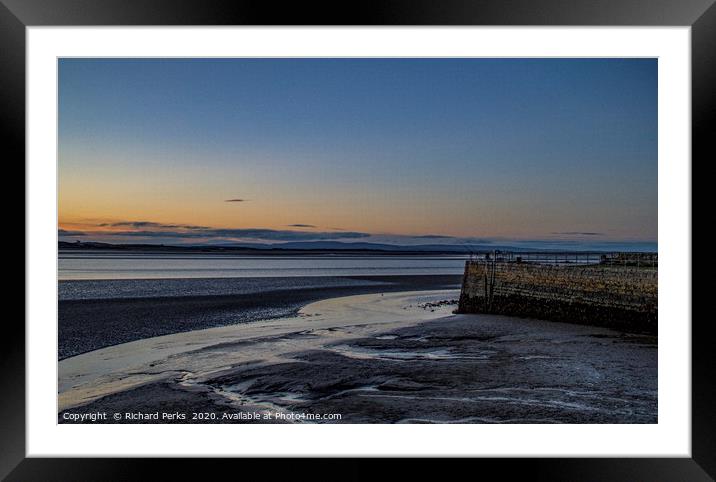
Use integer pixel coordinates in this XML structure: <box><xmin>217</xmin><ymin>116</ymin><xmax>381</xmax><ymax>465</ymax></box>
<box><xmin>58</xmin><ymin>274</ymin><xmax>461</xmax><ymax>359</ymax></box>
<box><xmin>59</xmin><ymin>290</ymin><xmax>656</xmax><ymax>424</ymax></box>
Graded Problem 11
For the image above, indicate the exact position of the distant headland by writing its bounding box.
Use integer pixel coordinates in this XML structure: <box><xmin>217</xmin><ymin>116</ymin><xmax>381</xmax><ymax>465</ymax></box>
<box><xmin>58</xmin><ymin>240</ymin><xmax>656</xmax><ymax>256</ymax></box>
<box><xmin>58</xmin><ymin>240</ymin><xmax>529</xmax><ymax>256</ymax></box>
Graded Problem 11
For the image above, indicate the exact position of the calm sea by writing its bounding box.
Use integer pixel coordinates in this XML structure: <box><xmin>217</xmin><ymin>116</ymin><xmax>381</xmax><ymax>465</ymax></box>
<box><xmin>58</xmin><ymin>250</ymin><xmax>468</xmax><ymax>281</ymax></box>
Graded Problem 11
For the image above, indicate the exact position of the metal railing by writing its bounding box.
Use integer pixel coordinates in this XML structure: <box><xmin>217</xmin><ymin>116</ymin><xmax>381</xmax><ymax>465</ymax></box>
<box><xmin>465</xmin><ymin>251</ymin><xmax>657</xmax><ymax>267</ymax></box>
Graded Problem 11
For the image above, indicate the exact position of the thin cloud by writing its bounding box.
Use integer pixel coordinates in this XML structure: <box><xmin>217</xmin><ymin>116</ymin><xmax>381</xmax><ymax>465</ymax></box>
<box><xmin>287</xmin><ymin>224</ymin><xmax>317</xmax><ymax>228</ymax></box>
<box><xmin>86</xmin><ymin>227</ymin><xmax>371</xmax><ymax>242</ymax></box>
<box><xmin>98</xmin><ymin>221</ymin><xmax>209</xmax><ymax>230</ymax></box>
<box><xmin>225</xmin><ymin>199</ymin><xmax>248</xmax><ymax>203</ymax></box>
<box><xmin>552</xmin><ymin>232</ymin><xmax>604</xmax><ymax>236</ymax></box>
<box><xmin>412</xmin><ymin>234</ymin><xmax>454</xmax><ymax>239</ymax></box>
<box><xmin>58</xmin><ymin>229</ymin><xmax>86</xmax><ymax>236</ymax></box>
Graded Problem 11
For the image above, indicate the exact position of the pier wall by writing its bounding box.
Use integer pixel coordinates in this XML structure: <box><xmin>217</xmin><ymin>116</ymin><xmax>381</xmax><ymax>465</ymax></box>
<box><xmin>457</xmin><ymin>261</ymin><xmax>658</xmax><ymax>334</ymax></box>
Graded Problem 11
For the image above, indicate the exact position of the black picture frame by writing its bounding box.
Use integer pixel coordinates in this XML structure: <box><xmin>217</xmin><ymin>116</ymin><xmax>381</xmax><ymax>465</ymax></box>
<box><xmin>5</xmin><ymin>0</ymin><xmax>711</xmax><ymax>479</ymax></box>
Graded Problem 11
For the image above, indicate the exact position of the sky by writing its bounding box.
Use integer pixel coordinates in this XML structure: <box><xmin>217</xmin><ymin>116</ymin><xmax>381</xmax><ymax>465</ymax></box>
<box><xmin>58</xmin><ymin>58</ymin><xmax>657</xmax><ymax>249</ymax></box>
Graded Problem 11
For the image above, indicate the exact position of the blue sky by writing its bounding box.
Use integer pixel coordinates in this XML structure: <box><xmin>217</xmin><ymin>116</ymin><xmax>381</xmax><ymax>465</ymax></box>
<box><xmin>58</xmin><ymin>58</ymin><xmax>657</xmax><ymax>249</ymax></box>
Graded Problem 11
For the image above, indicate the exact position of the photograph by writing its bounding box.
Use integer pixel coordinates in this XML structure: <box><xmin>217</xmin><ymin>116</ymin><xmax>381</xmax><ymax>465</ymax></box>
<box><xmin>57</xmin><ymin>57</ymin><xmax>658</xmax><ymax>425</ymax></box>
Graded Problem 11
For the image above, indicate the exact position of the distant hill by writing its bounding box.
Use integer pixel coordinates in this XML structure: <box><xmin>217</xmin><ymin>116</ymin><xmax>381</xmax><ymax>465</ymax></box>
<box><xmin>59</xmin><ymin>240</ymin><xmax>655</xmax><ymax>254</ymax></box>
<box><xmin>58</xmin><ymin>240</ymin><xmax>527</xmax><ymax>255</ymax></box>
<box><xmin>233</xmin><ymin>241</ymin><xmax>527</xmax><ymax>252</ymax></box>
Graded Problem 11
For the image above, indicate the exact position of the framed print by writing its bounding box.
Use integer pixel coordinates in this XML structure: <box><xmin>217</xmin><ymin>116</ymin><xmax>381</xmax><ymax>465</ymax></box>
<box><xmin>6</xmin><ymin>0</ymin><xmax>712</xmax><ymax>479</ymax></box>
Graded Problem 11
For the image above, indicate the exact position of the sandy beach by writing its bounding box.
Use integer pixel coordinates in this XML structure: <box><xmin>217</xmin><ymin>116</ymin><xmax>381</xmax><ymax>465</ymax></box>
<box><xmin>58</xmin><ymin>274</ymin><xmax>461</xmax><ymax>359</ymax></box>
<box><xmin>59</xmin><ymin>289</ymin><xmax>657</xmax><ymax>424</ymax></box>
